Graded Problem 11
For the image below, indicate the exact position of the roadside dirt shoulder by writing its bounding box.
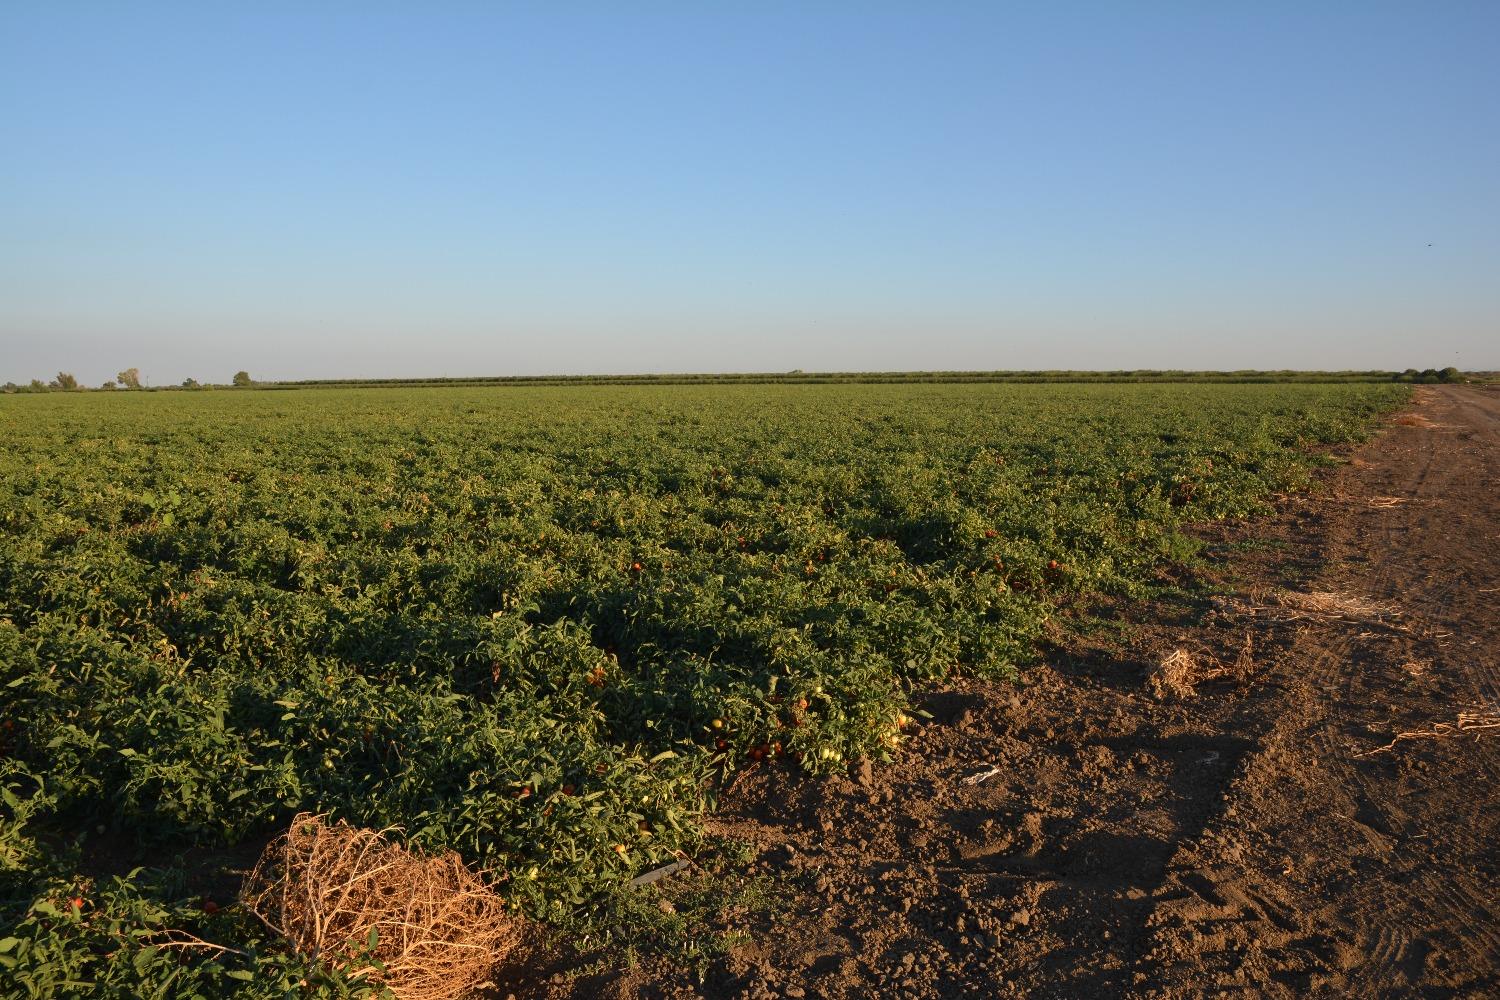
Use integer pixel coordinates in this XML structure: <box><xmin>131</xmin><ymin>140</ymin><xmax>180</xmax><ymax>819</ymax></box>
<box><xmin>528</xmin><ymin>385</ymin><xmax>1499</xmax><ymax>1000</ymax></box>
<box><xmin>1133</xmin><ymin>385</ymin><xmax>1500</xmax><ymax>999</ymax></box>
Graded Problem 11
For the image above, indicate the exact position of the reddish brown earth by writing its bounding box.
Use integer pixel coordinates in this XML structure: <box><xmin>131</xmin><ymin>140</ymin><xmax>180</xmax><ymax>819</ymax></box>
<box><xmin>512</xmin><ymin>385</ymin><xmax>1500</xmax><ymax>1000</ymax></box>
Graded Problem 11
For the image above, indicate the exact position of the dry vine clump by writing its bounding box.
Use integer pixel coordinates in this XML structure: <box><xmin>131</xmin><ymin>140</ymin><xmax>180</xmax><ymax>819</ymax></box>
<box><xmin>1227</xmin><ymin>630</ymin><xmax>1256</xmax><ymax>681</ymax></box>
<box><xmin>241</xmin><ymin>813</ymin><xmax>516</xmax><ymax>1000</ymax></box>
<box><xmin>1148</xmin><ymin>633</ymin><xmax>1255</xmax><ymax>700</ymax></box>
<box><xmin>1148</xmin><ymin>648</ymin><xmax>1202</xmax><ymax>700</ymax></box>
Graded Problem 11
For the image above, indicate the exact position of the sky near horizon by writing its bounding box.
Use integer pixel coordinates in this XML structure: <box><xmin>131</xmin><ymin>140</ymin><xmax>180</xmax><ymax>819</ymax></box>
<box><xmin>2</xmin><ymin>2</ymin><xmax>1497</xmax><ymax>386</ymax></box>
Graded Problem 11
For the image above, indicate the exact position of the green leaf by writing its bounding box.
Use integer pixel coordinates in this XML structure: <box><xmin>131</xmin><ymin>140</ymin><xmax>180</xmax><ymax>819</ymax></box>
<box><xmin>133</xmin><ymin>945</ymin><xmax>159</xmax><ymax>976</ymax></box>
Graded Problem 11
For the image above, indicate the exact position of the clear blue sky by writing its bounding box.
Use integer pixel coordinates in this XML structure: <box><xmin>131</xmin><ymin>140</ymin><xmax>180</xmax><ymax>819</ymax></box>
<box><xmin>3</xmin><ymin>2</ymin><xmax>1497</xmax><ymax>384</ymax></box>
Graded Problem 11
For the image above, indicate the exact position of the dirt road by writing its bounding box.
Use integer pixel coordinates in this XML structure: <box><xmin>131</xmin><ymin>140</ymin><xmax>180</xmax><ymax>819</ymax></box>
<box><xmin>1134</xmin><ymin>384</ymin><xmax>1500</xmax><ymax>999</ymax></box>
<box><xmin>531</xmin><ymin>385</ymin><xmax>1500</xmax><ymax>1000</ymax></box>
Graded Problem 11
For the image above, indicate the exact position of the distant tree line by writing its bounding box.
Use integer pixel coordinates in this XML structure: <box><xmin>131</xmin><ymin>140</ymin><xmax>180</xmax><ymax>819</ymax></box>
<box><xmin>1392</xmin><ymin>367</ymin><xmax>1462</xmax><ymax>384</ymax></box>
<box><xmin>2</xmin><ymin>370</ymin><xmax>256</xmax><ymax>393</ymax></box>
<box><xmin>0</xmin><ymin>368</ymin><xmax>1475</xmax><ymax>393</ymax></box>
<box><xmin>258</xmin><ymin>368</ymin><xmax>1477</xmax><ymax>390</ymax></box>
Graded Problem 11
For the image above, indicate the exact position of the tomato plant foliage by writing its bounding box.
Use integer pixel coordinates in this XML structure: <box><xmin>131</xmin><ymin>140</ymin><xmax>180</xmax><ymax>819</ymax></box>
<box><xmin>0</xmin><ymin>382</ymin><xmax>1403</xmax><ymax>993</ymax></box>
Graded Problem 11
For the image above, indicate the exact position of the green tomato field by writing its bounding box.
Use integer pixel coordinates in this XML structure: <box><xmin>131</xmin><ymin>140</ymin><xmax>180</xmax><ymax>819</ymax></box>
<box><xmin>0</xmin><ymin>382</ymin><xmax>1405</xmax><ymax>996</ymax></box>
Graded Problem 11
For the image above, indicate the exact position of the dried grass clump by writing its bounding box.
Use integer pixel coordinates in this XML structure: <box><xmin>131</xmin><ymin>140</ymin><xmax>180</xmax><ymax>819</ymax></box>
<box><xmin>242</xmin><ymin>813</ymin><xmax>516</xmax><ymax>1000</ymax></box>
<box><xmin>1148</xmin><ymin>648</ymin><xmax>1202</xmax><ymax>700</ymax></box>
<box><xmin>1148</xmin><ymin>633</ymin><xmax>1255</xmax><ymax>700</ymax></box>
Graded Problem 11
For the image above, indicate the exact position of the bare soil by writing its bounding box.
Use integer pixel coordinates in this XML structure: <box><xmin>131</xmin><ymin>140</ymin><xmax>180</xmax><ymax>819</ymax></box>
<box><xmin>514</xmin><ymin>385</ymin><xmax>1500</xmax><ymax>1000</ymax></box>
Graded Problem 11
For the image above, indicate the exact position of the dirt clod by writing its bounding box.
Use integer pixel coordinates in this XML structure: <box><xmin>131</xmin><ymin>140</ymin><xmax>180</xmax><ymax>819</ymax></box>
<box><xmin>853</xmin><ymin>758</ymin><xmax>874</xmax><ymax>787</ymax></box>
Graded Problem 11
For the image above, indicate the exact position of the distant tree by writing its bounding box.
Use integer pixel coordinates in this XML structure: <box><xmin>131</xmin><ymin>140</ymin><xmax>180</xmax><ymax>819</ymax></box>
<box><xmin>182</xmin><ymin>377</ymin><xmax>200</xmax><ymax>389</ymax></box>
<box><xmin>1439</xmin><ymin>366</ymin><xmax>1461</xmax><ymax>383</ymax></box>
<box><xmin>100</xmin><ymin>379</ymin><xmax>117</xmax><ymax>390</ymax></box>
<box><xmin>2</xmin><ymin>382</ymin><xmax>17</xmax><ymax>393</ymax></box>
<box><xmin>117</xmin><ymin>367</ymin><xmax>142</xmax><ymax>389</ymax></box>
<box><xmin>53</xmin><ymin>372</ymin><xmax>78</xmax><ymax>390</ymax></box>
<box><xmin>28</xmin><ymin>379</ymin><xmax>47</xmax><ymax>392</ymax></box>
<box><xmin>233</xmin><ymin>370</ymin><xmax>253</xmax><ymax>387</ymax></box>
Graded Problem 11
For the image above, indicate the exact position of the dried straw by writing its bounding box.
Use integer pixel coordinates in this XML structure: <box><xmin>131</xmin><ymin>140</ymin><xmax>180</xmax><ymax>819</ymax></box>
<box><xmin>1212</xmin><ymin>590</ymin><xmax>1409</xmax><ymax>633</ymax></box>
<box><xmin>242</xmin><ymin>813</ymin><xmax>516</xmax><ymax>1000</ymax></box>
<box><xmin>1354</xmin><ymin>710</ymin><xmax>1500</xmax><ymax>758</ymax></box>
<box><xmin>1274</xmin><ymin>590</ymin><xmax>1399</xmax><ymax>619</ymax></box>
